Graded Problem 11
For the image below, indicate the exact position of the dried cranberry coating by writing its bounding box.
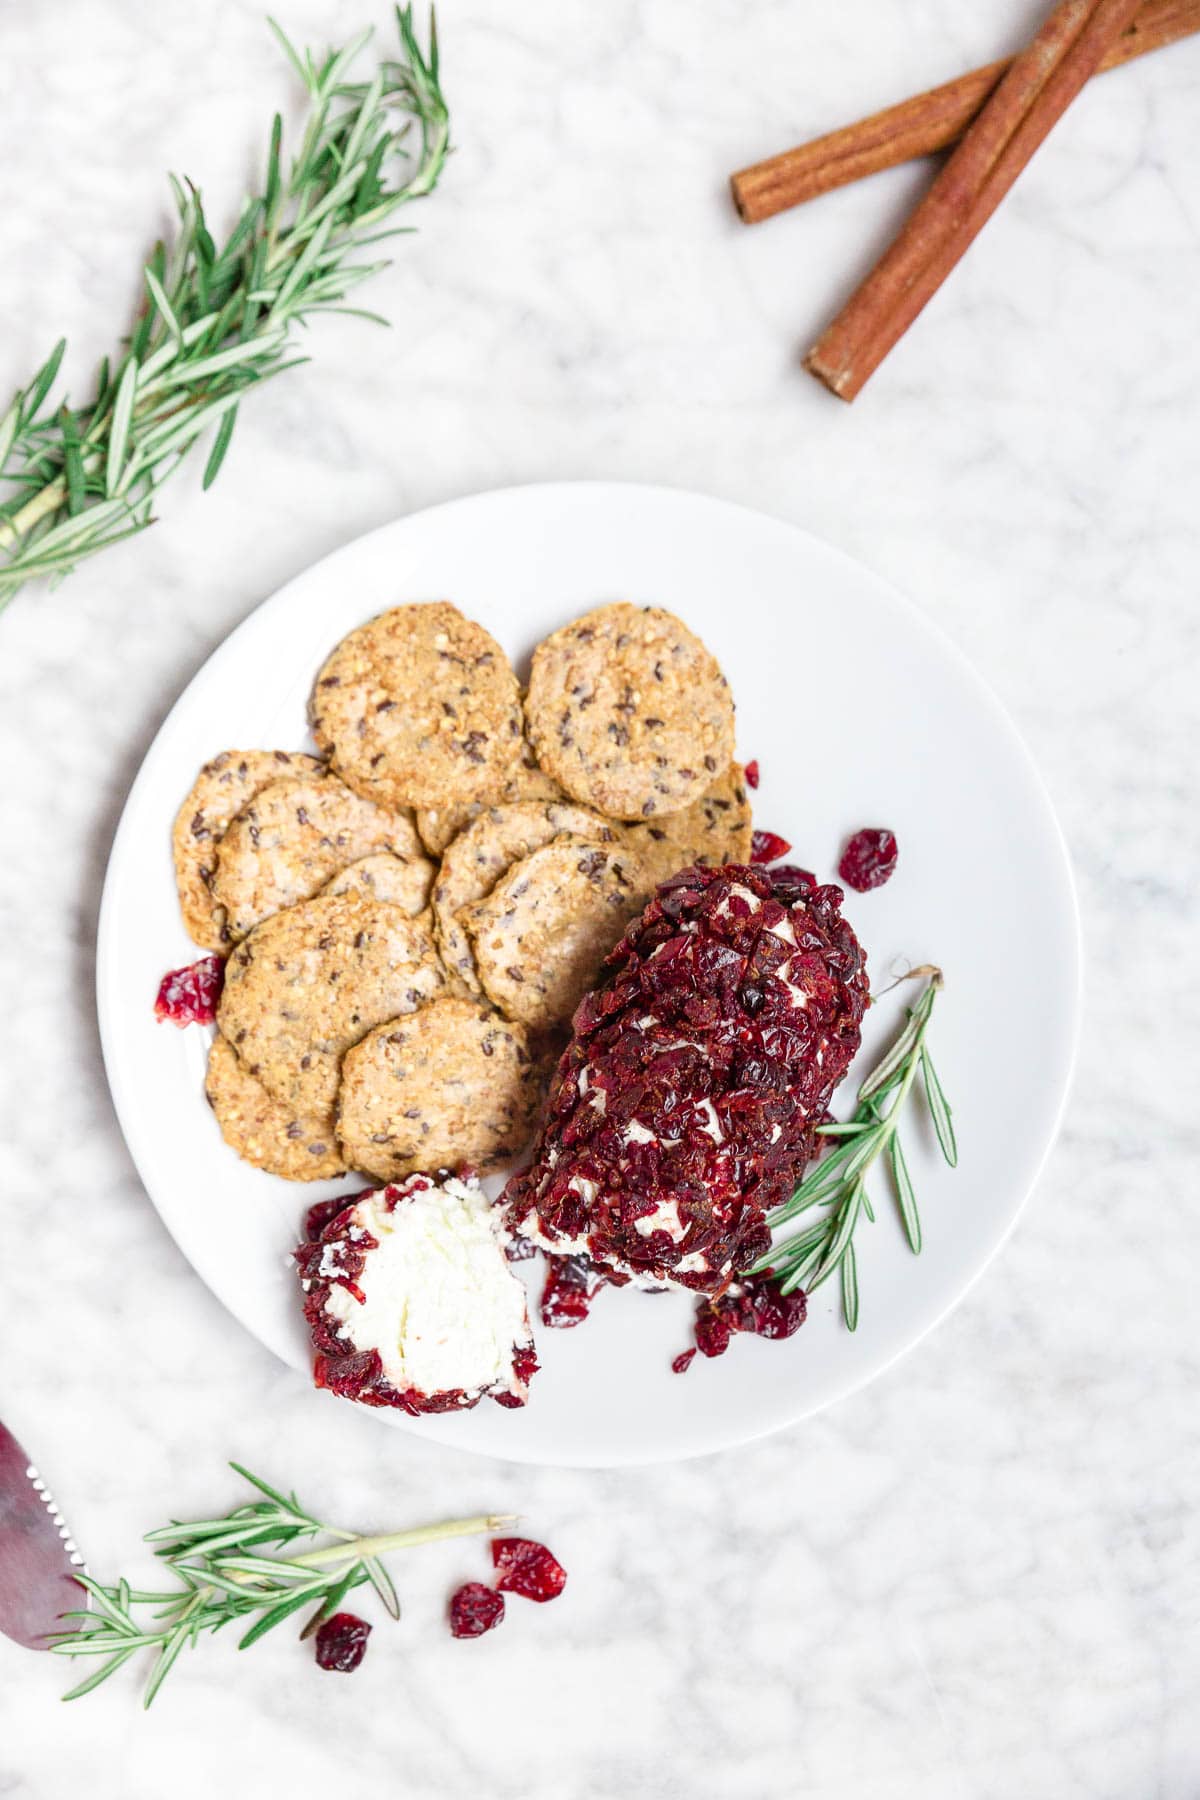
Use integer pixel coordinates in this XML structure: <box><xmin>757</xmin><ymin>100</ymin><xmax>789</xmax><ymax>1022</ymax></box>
<box><xmin>449</xmin><ymin>1582</ymin><xmax>505</xmax><ymax>1638</ymax></box>
<box><xmin>491</xmin><ymin>1538</ymin><xmax>567</xmax><ymax>1603</ymax></box>
<box><xmin>838</xmin><ymin>827</ymin><xmax>898</xmax><ymax>892</ymax></box>
<box><xmin>314</xmin><ymin>1611</ymin><xmax>372</xmax><ymax>1671</ymax></box>
<box><xmin>505</xmin><ymin>865</ymin><xmax>868</xmax><ymax>1294</ymax></box>
<box><xmin>492</xmin><ymin>1343</ymin><xmax>540</xmax><ymax>1408</ymax></box>
<box><xmin>154</xmin><ymin>955</ymin><xmax>224</xmax><ymax>1026</ymax></box>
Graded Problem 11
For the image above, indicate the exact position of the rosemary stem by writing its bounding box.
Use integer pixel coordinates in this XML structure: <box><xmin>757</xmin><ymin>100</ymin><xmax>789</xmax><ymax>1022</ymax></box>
<box><xmin>0</xmin><ymin>477</ymin><xmax>67</xmax><ymax>549</ymax></box>
<box><xmin>289</xmin><ymin>1513</ymin><xmax>517</xmax><ymax>1569</ymax></box>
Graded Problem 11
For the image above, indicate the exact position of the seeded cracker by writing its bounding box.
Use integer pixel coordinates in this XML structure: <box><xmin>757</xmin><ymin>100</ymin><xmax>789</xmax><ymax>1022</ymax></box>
<box><xmin>432</xmin><ymin>800</ymin><xmax>618</xmax><ymax>995</ymax></box>
<box><xmin>319</xmin><ymin>851</ymin><xmax>435</xmax><ymax>913</ymax></box>
<box><xmin>415</xmin><ymin>744</ymin><xmax>564</xmax><ymax>856</ymax></box>
<box><xmin>205</xmin><ymin>1033</ymin><xmax>345</xmax><ymax>1180</ymax></box>
<box><xmin>525</xmin><ymin>602</ymin><xmax>735</xmax><ymax>821</ymax></box>
<box><xmin>217</xmin><ymin>892</ymin><xmax>445</xmax><ymax>1126</ymax></box>
<box><xmin>337</xmin><ymin>998</ymin><xmax>543</xmax><ymax>1180</ymax></box>
<box><xmin>211</xmin><ymin>772</ymin><xmax>426</xmax><ymax>941</ymax></box>
<box><xmin>172</xmin><ymin>749</ymin><xmax>324</xmax><ymax>950</ymax></box>
<box><xmin>460</xmin><ymin>842</ymin><xmax>645</xmax><ymax>1031</ymax></box>
<box><xmin>623</xmin><ymin>763</ymin><xmax>752</xmax><ymax>886</ymax></box>
<box><xmin>309</xmin><ymin>602</ymin><xmax>524</xmax><ymax>812</ymax></box>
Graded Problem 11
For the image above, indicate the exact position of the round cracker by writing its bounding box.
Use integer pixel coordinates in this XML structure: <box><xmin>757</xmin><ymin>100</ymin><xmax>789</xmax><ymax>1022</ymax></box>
<box><xmin>320</xmin><ymin>851</ymin><xmax>434</xmax><ymax>914</ymax></box>
<box><xmin>309</xmin><ymin>602</ymin><xmax>524</xmax><ymax>812</ymax></box>
<box><xmin>211</xmin><ymin>773</ymin><xmax>425</xmax><ymax>942</ymax></box>
<box><xmin>217</xmin><ymin>893</ymin><xmax>446</xmax><ymax>1126</ymax></box>
<box><xmin>623</xmin><ymin>762</ymin><xmax>752</xmax><ymax>888</ymax></box>
<box><xmin>460</xmin><ymin>842</ymin><xmax>645</xmax><ymax>1030</ymax></box>
<box><xmin>525</xmin><ymin>602</ymin><xmax>735</xmax><ymax>821</ymax></box>
<box><xmin>172</xmin><ymin>749</ymin><xmax>324</xmax><ymax>950</ymax></box>
<box><xmin>205</xmin><ymin>1033</ymin><xmax>345</xmax><ymax>1181</ymax></box>
<box><xmin>415</xmin><ymin>748</ymin><xmax>563</xmax><ymax>857</ymax></box>
<box><xmin>432</xmin><ymin>799</ymin><xmax>618</xmax><ymax>995</ymax></box>
<box><xmin>337</xmin><ymin>998</ymin><xmax>543</xmax><ymax>1180</ymax></box>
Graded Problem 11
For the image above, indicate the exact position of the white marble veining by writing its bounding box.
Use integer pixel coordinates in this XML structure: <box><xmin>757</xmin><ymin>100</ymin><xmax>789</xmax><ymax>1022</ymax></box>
<box><xmin>1</xmin><ymin>1</ymin><xmax>1197</xmax><ymax>1793</ymax></box>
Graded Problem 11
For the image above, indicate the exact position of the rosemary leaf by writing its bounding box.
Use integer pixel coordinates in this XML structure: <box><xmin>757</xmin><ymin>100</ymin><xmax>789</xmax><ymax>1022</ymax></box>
<box><xmin>0</xmin><ymin>7</ymin><xmax>449</xmax><ymax>611</ymax></box>
<box><xmin>756</xmin><ymin>968</ymin><xmax>955</xmax><ymax>1328</ymax></box>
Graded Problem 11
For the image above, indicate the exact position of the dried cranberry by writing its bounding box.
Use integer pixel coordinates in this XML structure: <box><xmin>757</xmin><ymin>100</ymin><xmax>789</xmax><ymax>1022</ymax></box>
<box><xmin>769</xmin><ymin>864</ymin><xmax>817</xmax><ymax>900</ymax></box>
<box><xmin>449</xmin><ymin>1582</ymin><xmax>505</xmax><ymax>1638</ymax></box>
<box><xmin>740</xmin><ymin>1275</ymin><xmax>807</xmax><ymax>1339</ymax></box>
<box><xmin>671</xmin><ymin>1348</ymin><xmax>696</xmax><ymax>1374</ymax></box>
<box><xmin>540</xmin><ymin>1255</ymin><xmax>603</xmax><ymax>1328</ymax></box>
<box><xmin>694</xmin><ymin>1308</ymin><xmax>732</xmax><ymax>1358</ymax></box>
<box><xmin>838</xmin><ymin>827</ymin><xmax>898</xmax><ymax>892</ymax></box>
<box><xmin>314</xmin><ymin>1611</ymin><xmax>371</xmax><ymax>1672</ymax></box>
<box><xmin>750</xmin><ymin>830</ymin><xmax>792</xmax><ymax>865</ymax></box>
<box><xmin>154</xmin><ymin>955</ymin><xmax>224</xmax><ymax>1026</ymax></box>
<box><xmin>303</xmin><ymin>1193</ymin><xmax>370</xmax><ymax>1242</ymax></box>
<box><xmin>744</xmin><ymin>759</ymin><xmax>760</xmax><ymax>789</ymax></box>
<box><xmin>494</xmin><ymin>1342</ymin><xmax>540</xmax><ymax>1406</ymax></box>
<box><xmin>491</xmin><ymin>1538</ymin><xmax>567</xmax><ymax>1603</ymax></box>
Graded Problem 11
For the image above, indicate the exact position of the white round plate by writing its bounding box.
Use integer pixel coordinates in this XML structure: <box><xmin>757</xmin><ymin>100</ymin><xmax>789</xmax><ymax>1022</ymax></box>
<box><xmin>98</xmin><ymin>483</ymin><xmax>1080</xmax><ymax>1468</ymax></box>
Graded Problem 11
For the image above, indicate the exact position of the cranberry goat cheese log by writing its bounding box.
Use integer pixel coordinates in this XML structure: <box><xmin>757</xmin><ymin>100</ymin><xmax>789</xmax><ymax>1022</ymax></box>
<box><xmin>296</xmin><ymin>1174</ymin><xmax>538</xmax><ymax>1412</ymax></box>
<box><xmin>505</xmin><ymin>864</ymin><xmax>869</xmax><ymax>1295</ymax></box>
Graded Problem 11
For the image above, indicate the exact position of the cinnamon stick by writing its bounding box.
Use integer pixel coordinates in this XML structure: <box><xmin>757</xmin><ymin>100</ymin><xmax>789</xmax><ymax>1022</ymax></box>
<box><xmin>803</xmin><ymin>0</ymin><xmax>1148</xmax><ymax>402</ymax></box>
<box><xmin>732</xmin><ymin>0</ymin><xmax>1200</xmax><ymax>224</ymax></box>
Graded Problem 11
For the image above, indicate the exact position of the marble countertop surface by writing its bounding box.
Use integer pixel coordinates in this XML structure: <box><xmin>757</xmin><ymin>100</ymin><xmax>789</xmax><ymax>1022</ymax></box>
<box><xmin>2</xmin><ymin>1</ymin><xmax>1197</xmax><ymax>1794</ymax></box>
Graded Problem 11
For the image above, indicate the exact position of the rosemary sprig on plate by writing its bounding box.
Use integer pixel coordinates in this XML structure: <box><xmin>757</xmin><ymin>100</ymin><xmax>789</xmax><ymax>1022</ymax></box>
<box><xmin>0</xmin><ymin>7</ymin><xmax>448</xmax><ymax>613</ymax></box>
<box><xmin>48</xmin><ymin>1464</ymin><xmax>512</xmax><ymax>1708</ymax></box>
<box><xmin>749</xmin><ymin>966</ymin><xmax>957</xmax><ymax>1329</ymax></box>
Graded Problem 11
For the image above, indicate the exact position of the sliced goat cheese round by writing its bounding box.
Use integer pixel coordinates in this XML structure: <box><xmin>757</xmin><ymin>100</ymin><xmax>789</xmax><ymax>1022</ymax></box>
<box><xmin>295</xmin><ymin>1173</ymin><xmax>537</xmax><ymax>1413</ymax></box>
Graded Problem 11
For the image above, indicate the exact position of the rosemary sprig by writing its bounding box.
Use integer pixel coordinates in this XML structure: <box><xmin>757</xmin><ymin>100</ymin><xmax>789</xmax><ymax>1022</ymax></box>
<box><xmin>48</xmin><ymin>1463</ymin><xmax>512</xmax><ymax>1708</ymax></box>
<box><xmin>750</xmin><ymin>966</ymin><xmax>957</xmax><ymax>1329</ymax></box>
<box><xmin>0</xmin><ymin>7</ymin><xmax>449</xmax><ymax>614</ymax></box>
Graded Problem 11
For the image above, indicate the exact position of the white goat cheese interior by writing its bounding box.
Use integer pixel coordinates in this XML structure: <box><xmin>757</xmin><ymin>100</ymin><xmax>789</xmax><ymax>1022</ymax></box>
<box><xmin>324</xmin><ymin>1177</ymin><xmax>530</xmax><ymax>1400</ymax></box>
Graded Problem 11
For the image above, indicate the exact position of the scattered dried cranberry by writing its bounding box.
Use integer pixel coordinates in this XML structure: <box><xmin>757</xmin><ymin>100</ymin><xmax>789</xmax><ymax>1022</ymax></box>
<box><xmin>750</xmin><ymin>829</ymin><xmax>792</xmax><ymax>864</ymax></box>
<box><xmin>449</xmin><ymin>1582</ymin><xmax>505</xmax><ymax>1638</ymax></box>
<box><xmin>540</xmin><ymin>1254</ymin><xmax>604</xmax><ymax>1328</ymax></box>
<box><xmin>838</xmin><ymin>827</ymin><xmax>898</xmax><ymax>892</ymax></box>
<box><xmin>491</xmin><ymin>1538</ymin><xmax>567</xmax><ymax>1603</ymax></box>
<box><xmin>694</xmin><ymin>1307</ymin><xmax>733</xmax><ymax>1359</ymax></box>
<box><xmin>744</xmin><ymin>759</ymin><xmax>760</xmax><ymax>789</ymax></box>
<box><xmin>154</xmin><ymin>955</ymin><xmax>224</xmax><ymax>1026</ymax></box>
<box><xmin>314</xmin><ymin>1611</ymin><xmax>372</xmax><ymax>1672</ymax></box>
<box><xmin>688</xmin><ymin>1273</ymin><xmax>807</xmax><ymax>1364</ymax></box>
<box><xmin>738</xmin><ymin>1276</ymin><xmax>807</xmax><ymax>1339</ymax></box>
<box><xmin>671</xmin><ymin>1348</ymin><xmax>696</xmax><ymax>1375</ymax></box>
<box><xmin>505</xmin><ymin>1234</ymin><xmax>537</xmax><ymax>1262</ymax></box>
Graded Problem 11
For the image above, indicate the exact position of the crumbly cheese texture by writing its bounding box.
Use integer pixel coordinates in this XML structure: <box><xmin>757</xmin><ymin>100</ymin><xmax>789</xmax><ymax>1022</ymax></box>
<box><xmin>323</xmin><ymin>1179</ymin><xmax>532</xmax><ymax>1402</ymax></box>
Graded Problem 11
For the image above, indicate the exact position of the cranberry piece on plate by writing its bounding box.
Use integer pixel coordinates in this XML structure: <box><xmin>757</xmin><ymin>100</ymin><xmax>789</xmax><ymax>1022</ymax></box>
<box><xmin>314</xmin><ymin>1611</ymin><xmax>371</xmax><ymax>1672</ymax></box>
<box><xmin>540</xmin><ymin>1254</ymin><xmax>603</xmax><ymax>1329</ymax></box>
<box><xmin>744</xmin><ymin>759</ymin><xmax>760</xmax><ymax>789</ymax></box>
<box><xmin>838</xmin><ymin>828</ymin><xmax>898</xmax><ymax>892</ymax></box>
<box><xmin>154</xmin><ymin>955</ymin><xmax>224</xmax><ymax>1026</ymax></box>
<box><xmin>671</xmin><ymin>1348</ymin><xmax>696</xmax><ymax>1375</ymax></box>
<box><xmin>491</xmin><ymin>1538</ymin><xmax>567</xmax><ymax>1603</ymax></box>
<box><xmin>449</xmin><ymin>1582</ymin><xmax>505</xmax><ymax>1638</ymax></box>
<box><xmin>750</xmin><ymin>829</ymin><xmax>792</xmax><ymax>864</ymax></box>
